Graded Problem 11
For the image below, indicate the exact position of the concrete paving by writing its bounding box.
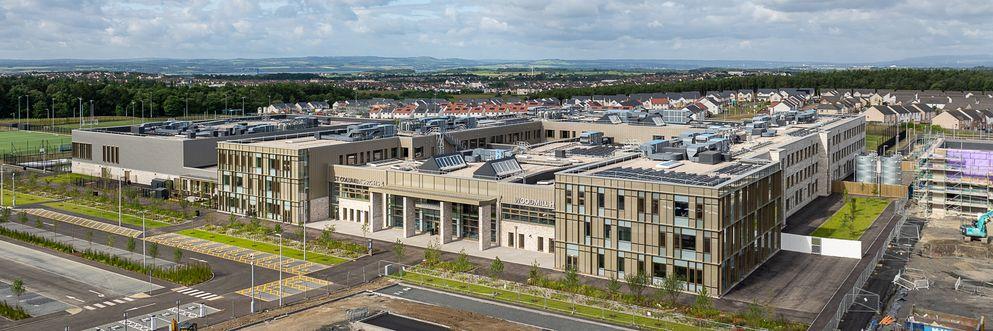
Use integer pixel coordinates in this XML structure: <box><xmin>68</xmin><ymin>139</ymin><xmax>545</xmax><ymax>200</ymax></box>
<box><xmin>376</xmin><ymin>284</ymin><xmax>630</xmax><ymax>331</ymax></box>
<box><xmin>0</xmin><ymin>280</ymin><xmax>70</xmax><ymax>317</ymax></box>
<box><xmin>1</xmin><ymin>222</ymin><xmax>176</xmax><ymax>267</ymax></box>
<box><xmin>309</xmin><ymin>219</ymin><xmax>555</xmax><ymax>268</ymax></box>
<box><xmin>0</xmin><ymin>239</ymin><xmax>161</xmax><ymax>298</ymax></box>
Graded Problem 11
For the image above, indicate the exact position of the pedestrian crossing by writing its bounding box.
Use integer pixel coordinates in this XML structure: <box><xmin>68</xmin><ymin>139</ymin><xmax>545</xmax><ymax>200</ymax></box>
<box><xmin>81</xmin><ymin>296</ymin><xmax>136</xmax><ymax>311</ymax></box>
<box><xmin>21</xmin><ymin>208</ymin><xmax>142</xmax><ymax>238</ymax></box>
<box><xmin>172</xmin><ymin>286</ymin><xmax>223</xmax><ymax>301</ymax></box>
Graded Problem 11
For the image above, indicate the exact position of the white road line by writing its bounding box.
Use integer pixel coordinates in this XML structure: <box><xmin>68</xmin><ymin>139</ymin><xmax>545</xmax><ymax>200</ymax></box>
<box><xmin>88</xmin><ymin>290</ymin><xmax>105</xmax><ymax>298</ymax></box>
<box><xmin>83</xmin><ymin>306</ymin><xmax>95</xmax><ymax>310</ymax></box>
<box><xmin>172</xmin><ymin>287</ymin><xmax>188</xmax><ymax>292</ymax></box>
<box><xmin>193</xmin><ymin>292</ymin><xmax>214</xmax><ymax>299</ymax></box>
<box><xmin>200</xmin><ymin>294</ymin><xmax>218</xmax><ymax>300</ymax></box>
<box><xmin>207</xmin><ymin>296</ymin><xmax>222</xmax><ymax>301</ymax></box>
<box><xmin>177</xmin><ymin>288</ymin><xmax>197</xmax><ymax>294</ymax></box>
<box><xmin>190</xmin><ymin>258</ymin><xmax>208</xmax><ymax>263</ymax></box>
<box><xmin>93</xmin><ymin>303</ymin><xmax>105</xmax><ymax>308</ymax></box>
<box><xmin>103</xmin><ymin>301</ymin><xmax>116</xmax><ymax>306</ymax></box>
<box><xmin>113</xmin><ymin>299</ymin><xmax>126</xmax><ymax>304</ymax></box>
<box><xmin>123</xmin><ymin>297</ymin><xmax>135</xmax><ymax>302</ymax></box>
<box><xmin>186</xmin><ymin>290</ymin><xmax>204</xmax><ymax>296</ymax></box>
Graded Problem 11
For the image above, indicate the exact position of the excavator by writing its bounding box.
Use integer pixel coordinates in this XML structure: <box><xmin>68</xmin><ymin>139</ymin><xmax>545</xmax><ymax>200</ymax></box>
<box><xmin>961</xmin><ymin>210</ymin><xmax>992</xmax><ymax>243</ymax></box>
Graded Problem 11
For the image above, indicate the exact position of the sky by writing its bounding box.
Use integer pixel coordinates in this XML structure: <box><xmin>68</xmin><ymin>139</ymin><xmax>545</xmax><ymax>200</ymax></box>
<box><xmin>0</xmin><ymin>0</ymin><xmax>991</xmax><ymax>62</ymax></box>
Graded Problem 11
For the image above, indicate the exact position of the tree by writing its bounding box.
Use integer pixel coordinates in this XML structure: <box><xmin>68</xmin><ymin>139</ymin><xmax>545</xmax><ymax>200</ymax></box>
<box><xmin>847</xmin><ymin>196</ymin><xmax>859</xmax><ymax>237</ymax></box>
<box><xmin>0</xmin><ymin>207</ymin><xmax>10</xmax><ymax>223</ymax></box>
<box><xmin>424</xmin><ymin>241</ymin><xmax>441</xmax><ymax>266</ymax></box>
<box><xmin>361</xmin><ymin>222</ymin><xmax>369</xmax><ymax>238</ymax></box>
<box><xmin>528</xmin><ymin>260</ymin><xmax>544</xmax><ymax>285</ymax></box>
<box><xmin>173</xmin><ymin>249</ymin><xmax>183</xmax><ymax>263</ymax></box>
<box><xmin>694</xmin><ymin>287</ymin><xmax>713</xmax><ymax>312</ymax></box>
<box><xmin>10</xmin><ymin>279</ymin><xmax>24</xmax><ymax>302</ymax></box>
<box><xmin>392</xmin><ymin>238</ymin><xmax>405</xmax><ymax>262</ymax></box>
<box><xmin>226</xmin><ymin>213</ymin><xmax>239</xmax><ymax>229</ymax></box>
<box><xmin>659</xmin><ymin>276</ymin><xmax>684</xmax><ymax>305</ymax></box>
<box><xmin>489</xmin><ymin>257</ymin><xmax>505</xmax><ymax>278</ymax></box>
<box><xmin>606</xmin><ymin>276</ymin><xmax>621</xmax><ymax>300</ymax></box>
<box><xmin>562</xmin><ymin>266</ymin><xmax>580</xmax><ymax>292</ymax></box>
<box><xmin>273</xmin><ymin>223</ymin><xmax>282</xmax><ymax>236</ymax></box>
<box><xmin>454</xmin><ymin>249</ymin><xmax>472</xmax><ymax>272</ymax></box>
<box><xmin>625</xmin><ymin>271</ymin><xmax>649</xmax><ymax>303</ymax></box>
<box><xmin>126</xmin><ymin>237</ymin><xmax>136</xmax><ymax>256</ymax></box>
<box><xmin>148</xmin><ymin>242</ymin><xmax>159</xmax><ymax>259</ymax></box>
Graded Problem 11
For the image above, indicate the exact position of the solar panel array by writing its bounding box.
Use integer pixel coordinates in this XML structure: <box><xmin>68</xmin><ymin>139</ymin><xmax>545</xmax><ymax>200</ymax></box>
<box><xmin>593</xmin><ymin>167</ymin><xmax>728</xmax><ymax>187</ymax></box>
<box><xmin>491</xmin><ymin>158</ymin><xmax>524</xmax><ymax>177</ymax></box>
<box><xmin>715</xmin><ymin>163</ymin><xmax>758</xmax><ymax>175</ymax></box>
<box><xmin>787</xmin><ymin>127</ymin><xmax>817</xmax><ymax>137</ymax></box>
<box><xmin>435</xmin><ymin>154</ymin><xmax>467</xmax><ymax>171</ymax></box>
<box><xmin>566</xmin><ymin>146</ymin><xmax>617</xmax><ymax>157</ymax></box>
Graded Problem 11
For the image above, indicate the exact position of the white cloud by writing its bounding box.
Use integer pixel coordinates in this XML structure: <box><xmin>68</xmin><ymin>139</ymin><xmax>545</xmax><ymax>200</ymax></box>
<box><xmin>0</xmin><ymin>0</ymin><xmax>989</xmax><ymax>62</ymax></box>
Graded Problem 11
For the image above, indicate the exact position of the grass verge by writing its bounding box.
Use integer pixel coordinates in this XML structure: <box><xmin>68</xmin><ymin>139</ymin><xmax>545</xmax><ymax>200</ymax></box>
<box><xmin>0</xmin><ymin>300</ymin><xmax>30</xmax><ymax>320</ymax></box>
<box><xmin>177</xmin><ymin>229</ymin><xmax>347</xmax><ymax>265</ymax></box>
<box><xmin>43</xmin><ymin>201</ymin><xmax>171</xmax><ymax>228</ymax></box>
<box><xmin>394</xmin><ymin>271</ymin><xmax>704</xmax><ymax>331</ymax></box>
<box><xmin>811</xmin><ymin>197</ymin><xmax>889</xmax><ymax>240</ymax></box>
<box><xmin>1</xmin><ymin>190</ymin><xmax>52</xmax><ymax>206</ymax></box>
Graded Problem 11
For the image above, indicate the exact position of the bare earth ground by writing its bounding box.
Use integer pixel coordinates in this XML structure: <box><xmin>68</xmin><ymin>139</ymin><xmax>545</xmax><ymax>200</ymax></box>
<box><xmin>244</xmin><ymin>291</ymin><xmax>536</xmax><ymax>331</ymax></box>
<box><xmin>895</xmin><ymin>214</ymin><xmax>993</xmax><ymax>327</ymax></box>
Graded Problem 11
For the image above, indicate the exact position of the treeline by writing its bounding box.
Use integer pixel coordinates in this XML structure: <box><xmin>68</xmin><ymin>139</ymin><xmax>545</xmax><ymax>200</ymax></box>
<box><xmin>0</xmin><ymin>76</ymin><xmax>355</xmax><ymax>119</ymax></box>
<box><xmin>532</xmin><ymin>68</ymin><xmax>993</xmax><ymax>100</ymax></box>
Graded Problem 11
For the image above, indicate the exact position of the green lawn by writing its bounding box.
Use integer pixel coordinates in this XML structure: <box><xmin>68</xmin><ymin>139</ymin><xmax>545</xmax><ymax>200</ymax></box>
<box><xmin>396</xmin><ymin>271</ymin><xmax>705</xmax><ymax>331</ymax></box>
<box><xmin>811</xmin><ymin>197</ymin><xmax>890</xmax><ymax>240</ymax></box>
<box><xmin>0</xmin><ymin>190</ymin><xmax>52</xmax><ymax>205</ymax></box>
<box><xmin>177</xmin><ymin>229</ymin><xmax>347</xmax><ymax>265</ymax></box>
<box><xmin>0</xmin><ymin>130</ymin><xmax>69</xmax><ymax>154</ymax></box>
<box><xmin>865</xmin><ymin>134</ymin><xmax>888</xmax><ymax>151</ymax></box>
<box><xmin>43</xmin><ymin>201</ymin><xmax>171</xmax><ymax>228</ymax></box>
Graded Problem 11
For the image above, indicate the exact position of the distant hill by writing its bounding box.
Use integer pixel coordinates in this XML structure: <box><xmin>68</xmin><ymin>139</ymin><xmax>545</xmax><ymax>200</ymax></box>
<box><xmin>0</xmin><ymin>55</ymin><xmax>989</xmax><ymax>75</ymax></box>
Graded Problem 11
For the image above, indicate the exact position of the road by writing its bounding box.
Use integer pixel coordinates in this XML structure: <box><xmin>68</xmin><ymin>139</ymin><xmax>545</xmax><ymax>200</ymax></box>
<box><xmin>375</xmin><ymin>284</ymin><xmax>630</xmax><ymax>331</ymax></box>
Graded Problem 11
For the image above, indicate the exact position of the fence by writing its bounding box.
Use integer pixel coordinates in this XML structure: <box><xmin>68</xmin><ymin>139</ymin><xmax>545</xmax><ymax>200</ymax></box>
<box><xmin>813</xmin><ymin>198</ymin><xmax>909</xmax><ymax>331</ymax></box>
<box><xmin>831</xmin><ymin>181</ymin><xmax>909</xmax><ymax>198</ymax></box>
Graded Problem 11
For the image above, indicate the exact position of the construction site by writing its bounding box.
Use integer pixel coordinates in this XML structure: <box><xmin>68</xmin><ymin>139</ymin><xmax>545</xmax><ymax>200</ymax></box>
<box><xmin>867</xmin><ymin>133</ymin><xmax>993</xmax><ymax>330</ymax></box>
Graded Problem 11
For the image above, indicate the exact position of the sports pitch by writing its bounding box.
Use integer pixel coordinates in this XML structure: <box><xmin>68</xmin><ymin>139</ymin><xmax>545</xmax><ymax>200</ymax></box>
<box><xmin>0</xmin><ymin>130</ymin><xmax>70</xmax><ymax>154</ymax></box>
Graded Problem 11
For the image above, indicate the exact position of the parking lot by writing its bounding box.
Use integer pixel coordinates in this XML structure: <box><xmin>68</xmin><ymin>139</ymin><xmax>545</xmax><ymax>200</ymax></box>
<box><xmin>83</xmin><ymin>304</ymin><xmax>221</xmax><ymax>331</ymax></box>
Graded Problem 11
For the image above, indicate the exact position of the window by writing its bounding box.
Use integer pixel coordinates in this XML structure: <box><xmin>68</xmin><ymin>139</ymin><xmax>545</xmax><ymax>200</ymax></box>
<box><xmin>603</xmin><ymin>224</ymin><xmax>611</xmax><ymax>241</ymax></box>
<box><xmin>637</xmin><ymin>194</ymin><xmax>645</xmax><ymax>213</ymax></box>
<box><xmin>597</xmin><ymin>252</ymin><xmax>605</xmax><ymax>270</ymax></box>
<box><xmin>674</xmin><ymin>196</ymin><xmax>689</xmax><ymax>218</ymax></box>
<box><xmin>680</xmin><ymin>232</ymin><xmax>697</xmax><ymax>251</ymax></box>
<box><xmin>72</xmin><ymin>142</ymin><xmax>92</xmax><ymax>160</ymax></box>
<box><xmin>616</xmin><ymin>190</ymin><xmax>625</xmax><ymax>211</ymax></box>
<box><xmin>618</xmin><ymin>223</ymin><xmax>631</xmax><ymax>242</ymax></box>
<box><xmin>102</xmin><ymin>146</ymin><xmax>119</xmax><ymax>164</ymax></box>
<box><xmin>617</xmin><ymin>256</ymin><xmax>625</xmax><ymax>272</ymax></box>
<box><xmin>507</xmin><ymin>233</ymin><xmax>514</xmax><ymax>247</ymax></box>
<box><xmin>695</xmin><ymin>198</ymin><xmax>705</xmax><ymax>220</ymax></box>
<box><xmin>652</xmin><ymin>258</ymin><xmax>666</xmax><ymax>279</ymax></box>
<box><xmin>597</xmin><ymin>188</ymin><xmax>605</xmax><ymax>209</ymax></box>
<box><xmin>537</xmin><ymin>236</ymin><xmax>544</xmax><ymax>251</ymax></box>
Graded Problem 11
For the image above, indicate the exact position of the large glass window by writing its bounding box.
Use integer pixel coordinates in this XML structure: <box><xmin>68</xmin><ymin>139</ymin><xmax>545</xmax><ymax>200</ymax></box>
<box><xmin>674</xmin><ymin>196</ymin><xmax>689</xmax><ymax>217</ymax></box>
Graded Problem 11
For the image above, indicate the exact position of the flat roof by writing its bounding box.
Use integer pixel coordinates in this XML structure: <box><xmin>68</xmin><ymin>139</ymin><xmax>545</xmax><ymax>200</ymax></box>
<box><xmin>247</xmin><ymin>135</ymin><xmax>354</xmax><ymax>149</ymax></box>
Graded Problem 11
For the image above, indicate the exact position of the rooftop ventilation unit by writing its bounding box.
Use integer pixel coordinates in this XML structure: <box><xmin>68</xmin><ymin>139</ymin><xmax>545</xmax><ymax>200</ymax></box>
<box><xmin>579</xmin><ymin>131</ymin><xmax>604</xmax><ymax>145</ymax></box>
<box><xmin>473</xmin><ymin>156</ymin><xmax>524</xmax><ymax>180</ymax></box>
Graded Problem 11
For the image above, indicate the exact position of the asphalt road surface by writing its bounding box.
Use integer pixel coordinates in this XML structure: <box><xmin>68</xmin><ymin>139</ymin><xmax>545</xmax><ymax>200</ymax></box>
<box><xmin>375</xmin><ymin>284</ymin><xmax>630</xmax><ymax>331</ymax></box>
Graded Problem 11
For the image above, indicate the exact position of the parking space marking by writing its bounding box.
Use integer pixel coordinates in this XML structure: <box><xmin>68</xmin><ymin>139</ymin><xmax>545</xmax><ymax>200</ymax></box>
<box><xmin>21</xmin><ymin>208</ymin><xmax>142</xmax><ymax>238</ymax></box>
<box><xmin>147</xmin><ymin>233</ymin><xmax>329</xmax><ymax>275</ymax></box>
<box><xmin>235</xmin><ymin>275</ymin><xmax>330</xmax><ymax>302</ymax></box>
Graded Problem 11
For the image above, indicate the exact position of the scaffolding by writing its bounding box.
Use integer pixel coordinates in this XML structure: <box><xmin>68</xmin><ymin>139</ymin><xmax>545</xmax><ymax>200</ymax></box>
<box><xmin>912</xmin><ymin>132</ymin><xmax>993</xmax><ymax>220</ymax></box>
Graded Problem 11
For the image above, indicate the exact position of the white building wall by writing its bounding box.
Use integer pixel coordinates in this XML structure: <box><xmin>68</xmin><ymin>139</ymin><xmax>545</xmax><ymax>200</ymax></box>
<box><xmin>500</xmin><ymin>220</ymin><xmax>555</xmax><ymax>254</ymax></box>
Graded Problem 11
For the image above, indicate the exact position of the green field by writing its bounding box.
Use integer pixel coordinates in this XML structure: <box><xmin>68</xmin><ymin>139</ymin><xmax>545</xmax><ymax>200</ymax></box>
<box><xmin>865</xmin><ymin>134</ymin><xmax>888</xmax><ymax>152</ymax></box>
<box><xmin>0</xmin><ymin>130</ymin><xmax>69</xmax><ymax>154</ymax></box>
<box><xmin>811</xmin><ymin>197</ymin><xmax>890</xmax><ymax>240</ymax></box>
<box><xmin>177</xmin><ymin>229</ymin><xmax>347</xmax><ymax>265</ymax></box>
<box><xmin>43</xmin><ymin>201</ymin><xmax>171</xmax><ymax>228</ymax></box>
<box><xmin>397</xmin><ymin>271</ymin><xmax>703</xmax><ymax>331</ymax></box>
<box><xmin>1</xmin><ymin>190</ymin><xmax>52</xmax><ymax>206</ymax></box>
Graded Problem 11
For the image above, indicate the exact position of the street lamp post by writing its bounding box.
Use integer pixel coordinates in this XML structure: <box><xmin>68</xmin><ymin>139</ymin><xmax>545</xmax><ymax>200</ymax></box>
<box><xmin>277</xmin><ymin>233</ymin><xmax>283</xmax><ymax>306</ymax></box>
<box><xmin>142</xmin><ymin>211</ymin><xmax>147</xmax><ymax>268</ymax></box>
<box><xmin>250</xmin><ymin>253</ymin><xmax>256</xmax><ymax>313</ymax></box>
<box><xmin>11</xmin><ymin>172</ymin><xmax>15</xmax><ymax>208</ymax></box>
